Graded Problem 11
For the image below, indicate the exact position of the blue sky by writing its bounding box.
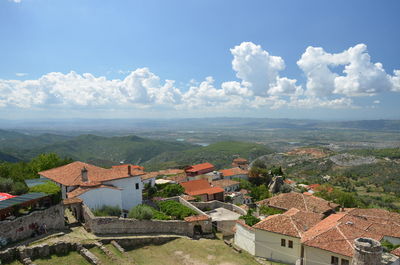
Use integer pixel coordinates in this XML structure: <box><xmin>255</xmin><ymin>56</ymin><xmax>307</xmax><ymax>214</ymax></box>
<box><xmin>1</xmin><ymin>0</ymin><xmax>400</xmax><ymax>120</ymax></box>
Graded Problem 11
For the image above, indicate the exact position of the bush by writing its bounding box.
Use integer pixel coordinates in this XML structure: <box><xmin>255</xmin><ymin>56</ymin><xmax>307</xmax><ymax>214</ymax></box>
<box><xmin>157</xmin><ymin>184</ymin><xmax>184</xmax><ymax>198</ymax></box>
<box><xmin>29</xmin><ymin>181</ymin><xmax>61</xmax><ymax>203</ymax></box>
<box><xmin>158</xmin><ymin>200</ymin><xmax>197</xmax><ymax>220</ymax></box>
<box><xmin>12</xmin><ymin>182</ymin><xmax>29</xmax><ymax>195</ymax></box>
<box><xmin>93</xmin><ymin>205</ymin><xmax>122</xmax><ymax>217</ymax></box>
<box><xmin>0</xmin><ymin>178</ymin><xmax>13</xmax><ymax>192</ymax></box>
<box><xmin>128</xmin><ymin>204</ymin><xmax>154</xmax><ymax>220</ymax></box>
<box><xmin>239</xmin><ymin>209</ymin><xmax>260</xmax><ymax>226</ymax></box>
<box><xmin>259</xmin><ymin>206</ymin><xmax>284</xmax><ymax>216</ymax></box>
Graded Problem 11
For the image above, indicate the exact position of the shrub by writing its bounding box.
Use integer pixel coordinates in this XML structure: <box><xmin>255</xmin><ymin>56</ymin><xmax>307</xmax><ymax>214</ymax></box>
<box><xmin>12</xmin><ymin>182</ymin><xmax>29</xmax><ymax>195</ymax></box>
<box><xmin>158</xmin><ymin>200</ymin><xmax>197</xmax><ymax>220</ymax></box>
<box><xmin>259</xmin><ymin>205</ymin><xmax>284</xmax><ymax>216</ymax></box>
<box><xmin>157</xmin><ymin>184</ymin><xmax>184</xmax><ymax>197</ymax></box>
<box><xmin>128</xmin><ymin>204</ymin><xmax>154</xmax><ymax>220</ymax></box>
<box><xmin>93</xmin><ymin>205</ymin><xmax>122</xmax><ymax>217</ymax></box>
<box><xmin>29</xmin><ymin>181</ymin><xmax>61</xmax><ymax>203</ymax></box>
<box><xmin>239</xmin><ymin>211</ymin><xmax>260</xmax><ymax>226</ymax></box>
<box><xmin>0</xmin><ymin>178</ymin><xmax>14</xmax><ymax>192</ymax></box>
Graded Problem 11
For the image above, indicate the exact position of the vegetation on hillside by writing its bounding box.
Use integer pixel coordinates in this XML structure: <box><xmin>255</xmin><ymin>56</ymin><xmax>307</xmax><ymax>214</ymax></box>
<box><xmin>0</xmin><ymin>153</ymin><xmax>72</xmax><ymax>195</ymax></box>
<box><xmin>144</xmin><ymin>141</ymin><xmax>272</xmax><ymax>170</ymax></box>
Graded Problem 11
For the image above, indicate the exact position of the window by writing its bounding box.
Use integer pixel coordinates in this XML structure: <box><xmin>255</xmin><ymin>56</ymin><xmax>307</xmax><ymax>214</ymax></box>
<box><xmin>331</xmin><ymin>256</ymin><xmax>339</xmax><ymax>265</ymax></box>
<box><xmin>281</xmin><ymin>239</ymin><xmax>286</xmax><ymax>247</ymax></box>
<box><xmin>135</xmin><ymin>183</ymin><xmax>139</xmax><ymax>189</ymax></box>
<box><xmin>341</xmin><ymin>259</ymin><xmax>349</xmax><ymax>265</ymax></box>
<box><xmin>288</xmin><ymin>240</ymin><xmax>293</xmax><ymax>248</ymax></box>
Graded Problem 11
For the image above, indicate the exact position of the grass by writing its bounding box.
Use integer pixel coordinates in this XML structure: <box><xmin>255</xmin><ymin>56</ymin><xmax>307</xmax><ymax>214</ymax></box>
<box><xmin>123</xmin><ymin>237</ymin><xmax>260</xmax><ymax>265</ymax></box>
<box><xmin>33</xmin><ymin>252</ymin><xmax>90</xmax><ymax>265</ymax></box>
<box><xmin>24</xmin><ymin>238</ymin><xmax>266</xmax><ymax>265</ymax></box>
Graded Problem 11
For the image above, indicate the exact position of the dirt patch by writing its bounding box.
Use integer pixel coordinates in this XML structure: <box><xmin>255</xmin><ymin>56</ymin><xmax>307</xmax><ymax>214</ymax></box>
<box><xmin>287</xmin><ymin>148</ymin><xmax>327</xmax><ymax>158</ymax></box>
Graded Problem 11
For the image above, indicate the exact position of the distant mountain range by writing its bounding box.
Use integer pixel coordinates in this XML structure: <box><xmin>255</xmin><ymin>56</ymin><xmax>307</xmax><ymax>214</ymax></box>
<box><xmin>1</xmin><ymin>118</ymin><xmax>400</xmax><ymax>134</ymax></box>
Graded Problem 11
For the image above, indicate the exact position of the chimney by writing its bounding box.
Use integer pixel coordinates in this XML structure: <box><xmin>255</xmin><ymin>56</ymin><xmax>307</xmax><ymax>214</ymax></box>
<box><xmin>81</xmin><ymin>167</ymin><xmax>88</xmax><ymax>182</ymax></box>
<box><xmin>128</xmin><ymin>165</ymin><xmax>131</xmax><ymax>176</ymax></box>
<box><xmin>352</xmin><ymin>237</ymin><xmax>382</xmax><ymax>265</ymax></box>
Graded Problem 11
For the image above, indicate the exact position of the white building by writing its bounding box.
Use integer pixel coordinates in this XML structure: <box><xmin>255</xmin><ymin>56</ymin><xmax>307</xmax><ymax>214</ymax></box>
<box><xmin>234</xmin><ymin>207</ymin><xmax>400</xmax><ymax>265</ymax></box>
<box><xmin>39</xmin><ymin>161</ymin><xmax>144</xmax><ymax>211</ymax></box>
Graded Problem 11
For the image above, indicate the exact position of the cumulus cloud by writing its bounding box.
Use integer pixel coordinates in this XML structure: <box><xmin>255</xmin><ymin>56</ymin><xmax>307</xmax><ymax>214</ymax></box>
<box><xmin>0</xmin><ymin>42</ymin><xmax>398</xmax><ymax>113</ymax></box>
<box><xmin>297</xmin><ymin>44</ymin><xmax>399</xmax><ymax>97</ymax></box>
<box><xmin>15</xmin><ymin>73</ymin><xmax>28</xmax><ymax>77</ymax></box>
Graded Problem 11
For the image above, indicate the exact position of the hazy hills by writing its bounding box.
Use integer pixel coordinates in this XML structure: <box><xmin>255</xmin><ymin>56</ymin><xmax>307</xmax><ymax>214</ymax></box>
<box><xmin>0</xmin><ymin>130</ymin><xmax>272</xmax><ymax>169</ymax></box>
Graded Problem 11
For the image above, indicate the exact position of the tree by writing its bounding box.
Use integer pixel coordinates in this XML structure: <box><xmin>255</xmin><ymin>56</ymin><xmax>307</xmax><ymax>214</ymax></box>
<box><xmin>250</xmin><ymin>185</ymin><xmax>270</xmax><ymax>201</ymax></box>
<box><xmin>239</xmin><ymin>209</ymin><xmax>260</xmax><ymax>226</ymax></box>
<box><xmin>29</xmin><ymin>153</ymin><xmax>72</xmax><ymax>176</ymax></box>
<box><xmin>160</xmin><ymin>184</ymin><xmax>184</xmax><ymax>197</ymax></box>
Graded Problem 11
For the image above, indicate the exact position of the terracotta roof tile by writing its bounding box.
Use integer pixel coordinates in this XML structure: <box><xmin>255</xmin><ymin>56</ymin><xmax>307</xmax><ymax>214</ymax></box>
<box><xmin>256</xmin><ymin>192</ymin><xmax>339</xmax><ymax>214</ymax></box>
<box><xmin>253</xmin><ymin>208</ymin><xmax>323</xmax><ymax>238</ymax></box>
<box><xmin>62</xmin><ymin>197</ymin><xmax>83</xmax><ymax>205</ymax></box>
<box><xmin>184</xmin><ymin>215</ymin><xmax>210</xmax><ymax>222</ymax></box>
<box><xmin>39</xmin><ymin>161</ymin><xmax>144</xmax><ymax>186</ymax></box>
<box><xmin>391</xmin><ymin>247</ymin><xmax>400</xmax><ymax>257</ymax></box>
<box><xmin>211</xmin><ymin>179</ymin><xmax>239</xmax><ymax>188</ymax></box>
<box><xmin>219</xmin><ymin>167</ymin><xmax>248</xmax><ymax>177</ymax></box>
<box><xmin>185</xmin><ymin>163</ymin><xmax>214</xmax><ymax>173</ymax></box>
<box><xmin>302</xmin><ymin>209</ymin><xmax>400</xmax><ymax>257</ymax></box>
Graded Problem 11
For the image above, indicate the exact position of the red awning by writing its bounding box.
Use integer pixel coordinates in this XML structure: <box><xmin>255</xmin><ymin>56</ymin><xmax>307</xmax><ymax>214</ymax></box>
<box><xmin>0</xmin><ymin>193</ymin><xmax>15</xmax><ymax>201</ymax></box>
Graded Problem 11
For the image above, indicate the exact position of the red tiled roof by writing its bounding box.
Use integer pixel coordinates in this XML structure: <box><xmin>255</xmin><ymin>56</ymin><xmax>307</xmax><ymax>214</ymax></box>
<box><xmin>39</xmin><ymin>161</ymin><xmax>144</xmax><ymax>186</ymax></box>
<box><xmin>180</xmin><ymin>179</ymin><xmax>224</xmax><ymax>196</ymax></box>
<box><xmin>302</xmin><ymin>208</ymin><xmax>400</xmax><ymax>257</ymax></box>
<box><xmin>112</xmin><ymin>164</ymin><xmax>145</xmax><ymax>171</ymax></box>
<box><xmin>142</xmin><ymin>169</ymin><xmax>185</xmax><ymax>181</ymax></box>
<box><xmin>67</xmin><ymin>184</ymin><xmax>122</xmax><ymax>198</ymax></box>
<box><xmin>284</xmin><ymin>179</ymin><xmax>295</xmax><ymax>184</ymax></box>
<box><xmin>256</xmin><ymin>192</ymin><xmax>339</xmax><ymax>214</ymax></box>
<box><xmin>253</xmin><ymin>208</ymin><xmax>324</xmax><ymax>238</ymax></box>
<box><xmin>391</xmin><ymin>247</ymin><xmax>400</xmax><ymax>257</ymax></box>
<box><xmin>185</xmin><ymin>163</ymin><xmax>214</xmax><ymax>173</ymax></box>
<box><xmin>184</xmin><ymin>215</ymin><xmax>210</xmax><ymax>222</ymax></box>
<box><xmin>212</xmin><ymin>179</ymin><xmax>239</xmax><ymax>188</ymax></box>
<box><xmin>233</xmin><ymin>157</ymin><xmax>248</xmax><ymax>163</ymax></box>
<box><xmin>62</xmin><ymin>197</ymin><xmax>83</xmax><ymax>205</ymax></box>
<box><xmin>219</xmin><ymin>167</ymin><xmax>248</xmax><ymax>177</ymax></box>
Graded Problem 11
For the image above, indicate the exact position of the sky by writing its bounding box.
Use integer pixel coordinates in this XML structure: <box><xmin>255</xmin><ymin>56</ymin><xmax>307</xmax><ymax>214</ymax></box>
<box><xmin>0</xmin><ymin>0</ymin><xmax>400</xmax><ymax>120</ymax></box>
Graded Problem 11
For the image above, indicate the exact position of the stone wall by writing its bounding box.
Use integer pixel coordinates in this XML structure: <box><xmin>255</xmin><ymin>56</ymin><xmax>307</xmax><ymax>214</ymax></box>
<box><xmin>191</xmin><ymin>201</ymin><xmax>247</xmax><ymax>215</ymax></box>
<box><xmin>0</xmin><ymin>204</ymin><xmax>65</xmax><ymax>246</ymax></box>
<box><xmin>82</xmin><ymin>205</ymin><xmax>212</xmax><ymax>237</ymax></box>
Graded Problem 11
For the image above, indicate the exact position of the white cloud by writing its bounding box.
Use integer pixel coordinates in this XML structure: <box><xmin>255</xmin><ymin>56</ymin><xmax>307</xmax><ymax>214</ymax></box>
<box><xmin>9</xmin><ymin>0</ymin><xmax>21</xmax><ymax>3</ymax></box>
<box><xmin>297</xmin><ymin>44</ymin><xmax>399</xmax><ymax>97</ymax></box>
<box><xmin>1</xmin><ymin>42</ymin><xmax>398</xmax><ymax>113</ymax></box>
<box><xmin>15</xmin><ymin>73</ymin><xmax>28</xmax><ymax>77</ymax></box>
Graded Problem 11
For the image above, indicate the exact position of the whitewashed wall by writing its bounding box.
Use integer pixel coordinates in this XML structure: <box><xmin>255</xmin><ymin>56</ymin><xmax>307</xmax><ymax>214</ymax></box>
<box><xmin>106</xmin><ymin>176</ymin><xmax>142</xmax><ymax>211</ymax></box>
<box><xmin>255</xmin><ymin>229</ymin><xmax>301</xmax><ymax>264</ymax></box>
<box><xmin>234</xmin><ymin>222</ymin><xmax>255</xmax><ymax>255</ymax></box>
<box><xmin>78</xmin><ymin>187</ymin><xmax>122</xmax><ymax>210</ymax></box>
<box><xmin>303</xmin><ymin>245</ymin><xmax>351</xmax><ymax>265</ymax></box>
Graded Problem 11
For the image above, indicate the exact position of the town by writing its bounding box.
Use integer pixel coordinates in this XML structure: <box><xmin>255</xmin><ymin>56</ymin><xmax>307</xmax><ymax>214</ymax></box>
<box><xmin>1</xmin><ymin>155</ymin><xmax>399</xmax><ymax>265</ymax></box>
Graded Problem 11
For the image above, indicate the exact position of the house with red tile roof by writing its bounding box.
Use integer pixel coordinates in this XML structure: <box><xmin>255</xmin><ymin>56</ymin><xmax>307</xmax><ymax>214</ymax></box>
<box><xmin>256</xmin><ymin>192</ymin><xmax>339</xmax><ymax>215</ymax></box>
<box><xmin>219</xmin><ymin>167</ymin><xmax>249</xmax><ymax>180</ymax></box>
<box><xmin>39</xmin><ymin>161</ymin><xmax>145</xmax><ymax>212</ymax></box>
<box><xmin>185</xmin><ymin>163</ymin><xmax>215</xmax><ymax>178</ymax></box>
<box><xmin>235</xmin><ymin>208</ymin><xmax>323</xmax><ymax>264</ymax></box>
<box><xmin>211</xmin><ymin>179</ymin><xmax>240</xmax><ymax>192</ymax></box>
<box><xmin>180</xmin><ymin>179</ymin><xmax>224</xmax><ymax>202</ymax></box>
<box><xmin>232</xmin><ymin>157</ymin><xmax>249</xmax><ymax>169</ymax></box>
<box><xmin>112</xmin><ymin>164</ymin><xmax>145</xmax><ymax>171</ymax></box>
<box><xmin>301</xmin><ymin>208</ymin><xmax>400</xmax><ymax>265</ymax></box>
<box><xmin>234</xmin><ymin>207</ymin><xmax>400</xmax><ymax>265</ymax></box>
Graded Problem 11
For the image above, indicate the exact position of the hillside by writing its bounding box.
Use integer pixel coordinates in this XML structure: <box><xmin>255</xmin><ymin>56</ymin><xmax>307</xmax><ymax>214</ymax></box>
<box><xmin>143</xmin><ymin>141</ymin><xmax>273</xmax><ymax>170</ymax></box>
<box><xmin>16</xmin><ymin>134</ymin><xmax>195</xmax><ymax>166</ymax></box>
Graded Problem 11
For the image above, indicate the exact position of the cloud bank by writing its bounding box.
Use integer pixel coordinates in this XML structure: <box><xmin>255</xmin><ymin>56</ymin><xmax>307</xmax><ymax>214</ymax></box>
<box><xmin>1</xmin><ymin>42</ymin><xmax>399</xmax><ymax>112</ymax></box>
